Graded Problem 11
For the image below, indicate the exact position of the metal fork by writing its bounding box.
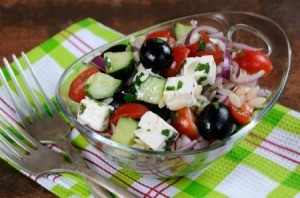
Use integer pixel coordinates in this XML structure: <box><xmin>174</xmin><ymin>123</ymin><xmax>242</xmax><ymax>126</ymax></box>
<box><xmin>0</xmin><ymin>53</ymin><xmax>136</xmax><ymax>198</ymax></box>
<box><xmin>0</xmin><ymin>116</ymin><xmax>135</xmax><ymax>198</ymax></box>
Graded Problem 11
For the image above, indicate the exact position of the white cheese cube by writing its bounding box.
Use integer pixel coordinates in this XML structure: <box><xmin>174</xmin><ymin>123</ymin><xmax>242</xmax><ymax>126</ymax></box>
<box><xmin>163</xmin><ymin>76</ymin><xmax>200</xmax><ymax>110</ymax></box>
<box><xmin>182</xmin><ymin>55</ymin><xmax>216</xmax><ymax>86</ymax></box>
<box><xmin>134</xmin><ymin>111</ymin><xmax>179</xmax><ymax>151</ymax></box>
<box><xmin>77</xmin><ymin>97</ymin><xmax>114</xmax><ymax>131</ymax></box>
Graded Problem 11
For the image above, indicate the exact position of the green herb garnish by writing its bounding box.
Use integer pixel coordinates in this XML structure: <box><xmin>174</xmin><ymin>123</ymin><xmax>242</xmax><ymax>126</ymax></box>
<box><xmin>164</xmin><ymin>133</ymin><xmax>178</xmax><ymax>151</ymax></box>
<box><xmin>197</xmin><ymin>76</ymin><xmax>207</xmax><ymax>84</ymax></box>
<box><xmin>195</xmin><ymin>62</ymin><xmax>210</xmax><ymax>74</ymax></box>
<box><xmin>166</xmin><ymin>86</ymin><xmax>176</xmax><ymax>91</ymax></box>
<box><xmin>104</xmin><ymin>57</ymin><xmax>111</xmax><ymax>69</ymax></box>
<box><xmin>177</xmin><ymin>80</ymin><xmax>183</xmax><ymax>90</ymax></box>
<box><xmin>170</xmin><ymin>112</ymin><xmax>179</xmax><ymax>119</ymax></box>
<box><xmin>79</xmin><ymin>104</ymin><xmax>86</xmax><ymax>115</ymax></box>
<box><xmin>124</xmin><ymin>92</ymin><xmax>136</xmax><ymax>103</ymax></box>
<box><xmin>161</xmin><ymin>129</ymin><xmax>170</xmax><ymax>136</ymax></box>
<box><xmin>197</xmin><ymin>38</ymin><xmax>206</xmax><ymax>51</ymax></box>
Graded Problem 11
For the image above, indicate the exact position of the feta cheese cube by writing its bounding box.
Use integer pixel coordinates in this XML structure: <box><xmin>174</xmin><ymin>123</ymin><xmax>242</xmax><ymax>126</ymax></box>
<box><xmin>77</xmin><ymin>97</ymin><xmax>113</xmax><ymax>131</ymax></box>
<box><xmin>134</xmin><ymin>111</ymin><xmax>179</xmax><ymax>151</ymax></box>
<box><xmin>163</xmin><ymin>76</ymin><xmax>201</xmax><ymax>110</ymax></box>
<box><xmin>182</xmin><ymin>55</ymin><xmax>216</xmax><ymax>86</ymax></box>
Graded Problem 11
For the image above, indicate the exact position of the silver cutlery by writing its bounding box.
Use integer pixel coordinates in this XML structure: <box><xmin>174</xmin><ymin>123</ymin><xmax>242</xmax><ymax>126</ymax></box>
<box><xmin>0</xmin><ymin>52</ymin><xmax>136</xmax><ymax>198</ymax></box>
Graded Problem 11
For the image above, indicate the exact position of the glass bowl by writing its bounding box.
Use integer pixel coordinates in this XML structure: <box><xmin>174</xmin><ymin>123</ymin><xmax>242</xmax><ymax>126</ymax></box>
<box><xmin>56</xmin><ymin>12</ymin><xmax>291</xmax><ymax>178</ymax></box>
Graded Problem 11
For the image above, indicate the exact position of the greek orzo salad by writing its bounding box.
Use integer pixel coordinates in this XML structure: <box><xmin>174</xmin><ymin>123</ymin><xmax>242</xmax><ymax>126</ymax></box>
<box><xmin>68</xmin><ymin>20</ymin><xmax>272</xmax><ymax>152</ymax></box>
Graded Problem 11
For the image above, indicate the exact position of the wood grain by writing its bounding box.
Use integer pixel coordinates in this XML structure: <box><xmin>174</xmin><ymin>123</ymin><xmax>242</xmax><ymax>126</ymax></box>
<box><xmin>0</xmin><ymin>0</ymin><xmax>299</xmax><ymax>197</ymax></box>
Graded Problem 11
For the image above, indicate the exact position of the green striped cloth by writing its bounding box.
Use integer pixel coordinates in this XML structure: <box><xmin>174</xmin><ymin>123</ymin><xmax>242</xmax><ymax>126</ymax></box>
<box><xmin>0</xmin><ymin>18</ymin><xmax>299</xmax><ymax>198</ymax></box>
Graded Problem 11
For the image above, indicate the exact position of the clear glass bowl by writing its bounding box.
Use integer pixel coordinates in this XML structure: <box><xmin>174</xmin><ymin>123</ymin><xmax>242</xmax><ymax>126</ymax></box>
<box><xmin>56</xmin><ymin>12</ymin><xmax>291</xmax><ymax>178</ymax></box>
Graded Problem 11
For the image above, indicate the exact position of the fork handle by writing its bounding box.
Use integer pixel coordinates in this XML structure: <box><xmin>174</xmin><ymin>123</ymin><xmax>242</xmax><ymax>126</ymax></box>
<box><xmin>80</xmin><ymin>169</ymin><xmax>138</xmax><ymax>198</ymax></box>
<box><xmin>56</xmin><ymin>140</ymin><xmax>112</xmax><ymax>198</ymax></box>
<box><xmin>59</xmin><ymin>140</ymin><xmax>136</xmax><ymax>197</ymax></box>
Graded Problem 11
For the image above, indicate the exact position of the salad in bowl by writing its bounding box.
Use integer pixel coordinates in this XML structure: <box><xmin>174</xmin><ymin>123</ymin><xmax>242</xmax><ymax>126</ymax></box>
<box><xmin>56</xmin><ymin>12</ymin><xmax>290</xmax><ymax>178</ymax></box>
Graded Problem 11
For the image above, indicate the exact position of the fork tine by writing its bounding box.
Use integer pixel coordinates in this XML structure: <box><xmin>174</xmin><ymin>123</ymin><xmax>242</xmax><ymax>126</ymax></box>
<box><xmin>0</xmin><ymin>111</ymin><xmax>37</xmax><ymax>147</ymax></box>
<box><xmin>0</xmin><ymin>129</ymin><xmax>26</xmax><ymax>159</ymax></box>
<box><xmin>0</xmin><ymin>139</ymin><xmax>41</xmax><ymax>176</ymax></box>
<box><xmin>12</xmin><ymin>54</ymin><xmax>47</xmax><ymax>117</ymax></box>
<box><xmin>22</xmin><ymin>52</ymin><xmax>57</xmax><ymax>114</ymax></box>
<box><xmin>2</xmin><ymin>57</ymin><xmax>37</xmax><ymax>120</ymax></box>
<box><xmin>0</xmin><ymin>63</ymin><xmax>28</xmax><ymax>124</ymax></box>
<box><xmin>0</xmin><ymin>120</ymin><xmax>36</xmax><ymax>153</ymax></box>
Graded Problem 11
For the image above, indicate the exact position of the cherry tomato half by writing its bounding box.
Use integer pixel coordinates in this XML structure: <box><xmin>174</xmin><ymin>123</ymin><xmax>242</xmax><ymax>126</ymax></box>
<box><xmin>163</xmin><ymin>46</ymin><xmax>190</xmax><ymax>77</ymax></box>
<box><xmin>228</xmin><ymin>102</ymin><xmax>254</xmax><ymax>125</ymax></box>
<box><xmin>234</xmin><ymin>49</ymin><xmax>272</xmax><ymax>75</ymax></box>
<box><xmin>110</xmin><ymin>103</ymin><xmax>149</xmax><ymax>125</ymax></box>
<box><xmin>145</xmin><ymin>30</ymin><xmax>176</xmax><ymax>43</ymax></box>
<box><xmin>171</xmin><ymin>107</ymin><xmax>199</xmax><ymax>140</ymax></box>
<box><xmin>68</xmin><ymin>67</ymin><xmax>99</xmax><ymax>103</ymax></box>
<box><xmin>186</xmin><ymin>32</ymin><xmax>223</xmax><ymax>65</ymax></box>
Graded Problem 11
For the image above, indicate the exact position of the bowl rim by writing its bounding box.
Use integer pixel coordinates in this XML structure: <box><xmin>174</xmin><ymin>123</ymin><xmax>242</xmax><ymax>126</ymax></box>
<box><xmin>56</xmin><ymin>11</ymin><xmax>291</xmax><ymax>156</ymax></box>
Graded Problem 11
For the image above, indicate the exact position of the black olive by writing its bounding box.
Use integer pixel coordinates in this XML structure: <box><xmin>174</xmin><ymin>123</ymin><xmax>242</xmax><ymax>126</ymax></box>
<box><xmin>109</xmin><ymin>90</ymin><xmax>127</xmax><ymax>109</ymax></box>
<box><xmin>198</xmin><ymin>102</ymin><xmax>233</xmax><ymax>141</ymax></box>
<box><xmin>140</xmin><ymin>38</ymin><xmax>173</xmax><ymax>72</ymax></box>
<box><xmin>102</xmin><ymin>44</ymin><xmax>128</xmax><ymax>56</ymax></box>
<box><xmin>145</xmin><ymin>103</ymin><xmax>171</xmax><ymax>121</ymax></box>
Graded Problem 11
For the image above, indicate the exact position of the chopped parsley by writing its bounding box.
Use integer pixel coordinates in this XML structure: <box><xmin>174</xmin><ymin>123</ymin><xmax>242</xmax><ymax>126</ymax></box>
<box><xmin>195</xmin><ymin>62</ymin><xmax>210</xmax><ymax>74</ymax></box>
<box><xmin>79</xmin><ymin>104</ymin><xmax>86</xmax><ymax>115</ymax></box>
<box><xmin>164</xmin><ymin>133</ymin><xmax>178</xmax><ymax>151</ymax></box>
<box><xmin>197</xmin><ymin>76</ymin><xmax>207</xmax><ymax>84</ymax></box>
<box><xmin>197</xmin><ymin>99</ymin><xmax>205</xmax><ymax>105</ymax></box>
<box><xmin>104</xmin><ymin>57</ymin><xmax>111</xmax><ymax>69</ymax></box>
<box><xmin>177</xmin><ymin>80</ymin><xmax>183</xmax><ymax>90</ymax></box>
<box><xmin>166</xmin><ymin>86</ymin><xmax>176</xmax><ymax>91</ymax></box>
<box><xmin>170</xmin><ymin>112</ymin><xmax>179</xmax><ymax>119</ymax></box>
<box><xmin>197</xmin><ymin>38</ymin><xmax>206</xmax><ymax>51</ymax></box>
<box><xmin>124</xmin><ymin>92</ymin><xmax>136</xmax><ymax>103</ymax></box>
<box><xmin>124</xmin><ymin>72</ymin><xmax>146</xmax><ymax>102</ymax></box>
<box><xmin>161</xmin><ymin>129</ymin><xmax>170</xmax><ymax>136</ymax></box>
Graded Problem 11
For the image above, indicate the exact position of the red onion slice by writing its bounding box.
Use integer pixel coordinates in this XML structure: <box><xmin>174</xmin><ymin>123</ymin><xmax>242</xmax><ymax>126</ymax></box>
<box><xmin>185</xmin><ymin>26</ymin><xmax>219</xmax><ymax>45</ymax></box>
<box><xmin>193</xmin><ymin>139</ymin><xmax>209</xmax><ymax>150</ymax></box>
<box><xmin>222</xmin><ymin>50</ymin><xmax>231</xmax><ymax>79</ymax></box>
<box><xmin>91</xmin><ymin>56</ymin><xmax>106</xmax><ymax>72</ymax></box>
<box><xmin>231</xmin><ymin>69</ymin><xmax>265</xmax><ymax>84</ymax></box>
<box><xmin>178</xmin><ymin>140</ymin><xmax>198</xmax><ymax>151</ymax></box>
<box><xmin>225</xmin><ymin>42</ymin><xmax>261</xmax><ymax>51</ymax></box>
<box><xmin>258</xmin><ymin>89</ymin><xmax>271</xmax><ymax>97</ymax></box>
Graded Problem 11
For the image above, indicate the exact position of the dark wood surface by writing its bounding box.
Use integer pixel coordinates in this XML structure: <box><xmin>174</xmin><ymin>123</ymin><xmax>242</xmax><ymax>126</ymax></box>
<box><xmin>0</xmin><ymin>0</ymin><xmax>299</xmax><ymax>197</ymax></box>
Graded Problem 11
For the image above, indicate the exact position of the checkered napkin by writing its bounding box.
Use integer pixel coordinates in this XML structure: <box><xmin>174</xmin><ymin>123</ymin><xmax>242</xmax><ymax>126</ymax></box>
<box><xmin>0</xmin><ymin>18</ymin><xmax>299</xmax><ymax>198</ymax></box>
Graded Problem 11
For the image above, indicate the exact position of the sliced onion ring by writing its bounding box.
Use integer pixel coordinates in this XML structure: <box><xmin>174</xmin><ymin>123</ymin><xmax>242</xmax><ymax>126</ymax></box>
<box><xmin>185</xmin><ymin>26</ymin><xmax>219</xmax><ymax>45</ymax></box>
<box><xmin>222</xmin><ymin>50</ymin><xmax>231</xmax><ymax>79</ymax></box>
<box><xmin>225</xmin><ymin>42</ymin><xmax>261</xmax><ymax>51</ymax></box>
<box><xmin>91</xmin><ymin>56</ymin><xmax>106</xmax><ymax>72</ymax></box>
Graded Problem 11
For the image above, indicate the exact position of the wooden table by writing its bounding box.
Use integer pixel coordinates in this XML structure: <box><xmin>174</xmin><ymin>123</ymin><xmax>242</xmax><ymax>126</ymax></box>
<box><xmin>0</xmin><ymin>0</ymin><xmax>299</xmax><ymax>197</ymax></box>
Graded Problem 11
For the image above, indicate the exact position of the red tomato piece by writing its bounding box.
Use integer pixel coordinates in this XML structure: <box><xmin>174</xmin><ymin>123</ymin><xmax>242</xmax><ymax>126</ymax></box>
<box><xmin>163</xmin><ymin>46</ymin><xmax>190</xmax><ymax>77</ymax></box>
<box><xmin>189</xmin><ymin>49</ymin><xmax>223</xmax><ymax>65</ymax></box>
<box><xmin>186</xmin><ymin>31</ymin><xmax>223</xmax><ymax>65</ymax></box>
<box><xmin>110</xmin><ymin>103</ymin><xmax>149</xmax><ymax>125</ymax></box>
<box><xmin>68</xmin><ymin>67</ymin><xmax>99</xmax><ymax>103</ymax></box>
<box><xmin>145</xmin><ymin>30</ymin><xmax>176</xmax><ymax>43</ymax></box>
<box><xmin>171</xmin><ymin>107</ymin><xmax>199</xmax><ymax>140</ymax></box>
<box><xmin>234</xmin><ymin>49</ymin><xmax>272</xmax><ymax>75</ymax></box>
<box><xmin>228</xmin><ymin>102</ymin><xmax>254</xmax><ymax>125</ymax></box>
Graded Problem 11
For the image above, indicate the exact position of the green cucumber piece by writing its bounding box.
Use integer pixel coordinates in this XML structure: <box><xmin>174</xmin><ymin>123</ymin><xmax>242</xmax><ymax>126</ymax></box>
<box><xmin>136</xmin><ymin>75</ymin><xmax>166</xmax><ymax>104</ymax></box>
<box><xmin>111</xmin><ymin>117</ymin><xmax>138</xmax><ymax>146</ymax></box>
<box><xmin>85</xmin><ymin>72</ymin><xmax>121</xmax><ymax>99</ymax></box>
<box><xmin>174</xmin><ymin>23</ymin><xmax>193</xmax><ymax>40</ymax></box>
<box><xmin>104</xmin><ymin>51</ymin><xmax>134</xmax><ymax>80</ymax></box>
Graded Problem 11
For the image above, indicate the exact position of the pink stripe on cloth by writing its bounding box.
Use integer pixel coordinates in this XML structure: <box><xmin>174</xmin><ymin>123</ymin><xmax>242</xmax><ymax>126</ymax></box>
<box><xmin>249</xmin><ymin>132</ymin><xmax>300</xmax><ymax>156</ymax></box>
<box><xmin>59</xmin><ymin>32</ymin><xmax>87</xmax><ymax>54</ymax></box>
<box><xmin>78</xmin><ymin>146</ymin><xmax>170</xmax><ymax>197</ymax></box>
<box><xmin>245</xmin><ymin>139</ymin><xmax>300</xmax><ymax>164</ymax></box>
<box><xmin>63</xmin><ymin>29</ymin><xmax>94</xmax><ymax>50</ymax></box>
